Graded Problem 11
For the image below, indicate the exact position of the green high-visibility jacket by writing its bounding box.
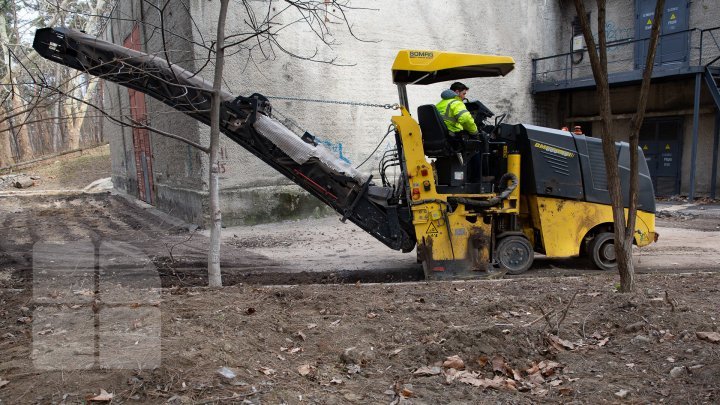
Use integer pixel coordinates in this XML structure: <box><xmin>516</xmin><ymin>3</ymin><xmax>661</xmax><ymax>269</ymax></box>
<box><xmin>435</xmin><ymin>95</ymin><xmax>478</xmax><ymax>135</ymax></box>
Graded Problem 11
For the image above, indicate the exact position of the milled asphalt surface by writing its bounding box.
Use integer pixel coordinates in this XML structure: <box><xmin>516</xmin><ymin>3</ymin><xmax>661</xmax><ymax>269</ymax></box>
<box><xmin>656</xmin><ymin>200</ymin><xmax>720</xmax><ymax>219</ymax></box>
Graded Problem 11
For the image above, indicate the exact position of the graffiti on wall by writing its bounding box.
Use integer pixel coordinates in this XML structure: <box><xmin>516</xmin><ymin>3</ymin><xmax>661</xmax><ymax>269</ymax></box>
<box><xmin>604</xmin><ymin>21</ymin><xmax>634</xmax><ymax>43</ymax></box>
<box><xmin>590</xmin><ymin>21</ymin><xmax>634</xmax><ymax>54</ymax></box>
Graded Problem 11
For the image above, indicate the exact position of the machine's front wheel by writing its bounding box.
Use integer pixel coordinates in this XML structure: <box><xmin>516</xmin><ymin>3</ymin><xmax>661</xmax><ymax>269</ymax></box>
<box><xmin>589</xmin><ymin>232</ymin><xmax>617</xmax><ymax>271</ymax></box>
<box><xmin>496</xmin><ymin>236</ymin><xmax>534</xmax><ymax>275</ymax></box>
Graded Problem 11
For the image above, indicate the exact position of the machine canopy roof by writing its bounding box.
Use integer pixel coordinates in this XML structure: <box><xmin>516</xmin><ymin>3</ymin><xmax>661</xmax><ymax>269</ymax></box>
<box><xmin>392</xmin><ymin>50</ymin><xmax>515</xmax><ymax>85</ymax></box>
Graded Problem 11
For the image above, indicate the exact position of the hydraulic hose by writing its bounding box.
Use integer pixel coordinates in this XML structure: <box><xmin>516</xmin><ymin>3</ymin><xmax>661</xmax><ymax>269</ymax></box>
<box><xmin>449</xmin><ymin>172</ymin><xmax>519</xmax><ymax>208</ymax></box>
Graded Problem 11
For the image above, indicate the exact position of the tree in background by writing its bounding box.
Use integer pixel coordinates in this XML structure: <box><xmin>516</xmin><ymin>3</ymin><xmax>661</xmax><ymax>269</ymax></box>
<box><xmin>0</xmin><ymin>0</ymin><xmax>109</xmax><ymax>167</ymax></box>
<box><xmin>573</xmin><ymin>0</ymin><xmax>664</xmax><ymax>292</ymax></box>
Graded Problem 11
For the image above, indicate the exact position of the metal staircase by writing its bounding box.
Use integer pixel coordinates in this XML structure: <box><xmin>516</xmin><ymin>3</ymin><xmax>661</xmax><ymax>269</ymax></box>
<box><xmin>705</xmin><ymin>66</ymin><xmax>720</xmax><ymax>112</ymax></box>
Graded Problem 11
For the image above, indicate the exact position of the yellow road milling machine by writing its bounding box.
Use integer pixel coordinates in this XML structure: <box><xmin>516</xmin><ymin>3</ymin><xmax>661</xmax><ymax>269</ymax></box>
<box><xmin>33</xmin><ymin>27</ymin><xmax>658</xmax><ymax>280</ymax></box>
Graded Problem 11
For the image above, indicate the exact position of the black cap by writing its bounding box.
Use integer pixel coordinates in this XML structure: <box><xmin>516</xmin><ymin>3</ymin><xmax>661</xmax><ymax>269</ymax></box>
<box><xmin>450</xmin><ymin>82</ymin><xmax>469</xmax><ymax>91</ymax></box>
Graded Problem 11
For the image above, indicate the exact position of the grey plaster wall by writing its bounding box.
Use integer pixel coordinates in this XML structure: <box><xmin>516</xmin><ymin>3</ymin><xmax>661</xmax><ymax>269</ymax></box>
<box><xmin>92</xmin><ymin>0</ymin><xmax>569</xmax><ymax>225</ymax></box>
<box><xmin>186</xmin><ymin>0</ymin><xmax>564</xmax><ymax>225</ymax></box>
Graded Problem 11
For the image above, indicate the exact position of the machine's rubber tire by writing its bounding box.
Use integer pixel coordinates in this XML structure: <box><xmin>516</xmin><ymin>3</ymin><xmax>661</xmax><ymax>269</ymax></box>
<box><xmin>496</xmin><ymin>236</ymin><xmax>534</xmax><ymax>275</ymax></box>
<box><xmin>588</xmin><ymin>232</ymin><xmax>617</xmax><ymax>271</ymax></box>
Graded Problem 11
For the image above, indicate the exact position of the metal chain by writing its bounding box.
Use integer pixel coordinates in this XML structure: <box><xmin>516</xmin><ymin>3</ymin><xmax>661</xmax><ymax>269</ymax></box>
<box><xmin>266</xmin><ymin>95</ymin><xmax>399</xmax><ymax>110</ymax></box>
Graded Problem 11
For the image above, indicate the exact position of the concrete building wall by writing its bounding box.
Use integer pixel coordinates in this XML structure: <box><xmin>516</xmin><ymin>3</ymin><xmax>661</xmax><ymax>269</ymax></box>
<box><xmin>103</xmin><ymin>0</ymin><xmax>207</xmax><ymax>223</ymax></box>
<box><xmin>102</xmin><ymin>1</ymin><xmax>142</xmax><ymax>197</ymax></box>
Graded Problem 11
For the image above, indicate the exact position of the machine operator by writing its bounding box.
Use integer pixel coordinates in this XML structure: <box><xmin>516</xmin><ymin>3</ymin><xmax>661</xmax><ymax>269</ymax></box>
<box><xmin>436</xmin><ymin>82</ymin><xmax>480</xmax><ymax>138</ymax></box>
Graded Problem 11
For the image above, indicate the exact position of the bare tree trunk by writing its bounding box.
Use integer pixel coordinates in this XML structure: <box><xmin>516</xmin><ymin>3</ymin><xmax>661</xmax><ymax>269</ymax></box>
<box><xmin>574</xmin><ymin>0</ymin><xmax>664</xmax><ymax>293</ymax></box>
<box><xmin>10</xmin><ymin>94</ymin><xmax>33</xmax><ymax>160</ymax></box>
<box><xmin>621</xmin><ymin>0</ymin><xmax>665</xmax><ymax>292</ymax></box>
<box><xmin>62</xmin><ymin>0</ymin><xmax>106</xmax><ymax>150</ymax></box>
<box><xmin>207</xmin><ymin>0</ymin><xmax>230</xmax><ymax>287</ymax></box>
<box><xmin>64</xmin><ymin>78</ymin><xmax>100</xmax><ymax>150</ymax></box>
<box><xmin>0</xmin><ymin>116</ymin><xmax>14</xmax><ymax>166</ymax></box>
<box><xmin>0</xmin><ymin>12</ymin><xmax>17</xmax><ymax>165</ymax></box>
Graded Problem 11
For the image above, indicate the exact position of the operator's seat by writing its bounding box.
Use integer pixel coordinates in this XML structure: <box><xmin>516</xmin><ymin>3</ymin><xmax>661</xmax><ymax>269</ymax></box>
<box><xmin>417</xmin><ymin>104</ymin><xmax>451</xmax><ymax>157</ymax></box>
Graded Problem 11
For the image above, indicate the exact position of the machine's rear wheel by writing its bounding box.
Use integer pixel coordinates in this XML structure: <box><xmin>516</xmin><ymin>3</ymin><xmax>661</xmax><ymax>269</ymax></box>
<box><xmin>496</xmin><ymin>236</ymin><xmax>534</xmax><ymax>275</ymax></box>
<box><xmin>589</xmin><ymin>232</ymin><xmax>616</xmax><ymax>271</ymax></box>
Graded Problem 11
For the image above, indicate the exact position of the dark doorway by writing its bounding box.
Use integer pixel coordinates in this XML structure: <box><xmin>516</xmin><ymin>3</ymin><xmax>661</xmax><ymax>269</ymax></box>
<box><xmin>640</xmin><ymin>117</ymin><xmax>683</xmax><ymax>196</ymax></box>
<box><xmin>123</xmin><ymin>26</ymin><xmax>154</xmax><ymax>204</ymax></box>
<box><xmin>635</xmin><ymin>0</ymin><xmax>689</xmax><ymax>69</ymax></box>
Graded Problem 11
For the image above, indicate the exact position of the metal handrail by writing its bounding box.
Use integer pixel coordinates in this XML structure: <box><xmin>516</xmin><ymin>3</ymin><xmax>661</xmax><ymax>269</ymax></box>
<box><xmin>532</xmin><ymin>26</ymin><xmax>720</xmax><ymax>87</ymax></box>
<box><xmin>532</xmin><ymin>28</ymin><xmax>697</xmax><ymax>62</ymax></box>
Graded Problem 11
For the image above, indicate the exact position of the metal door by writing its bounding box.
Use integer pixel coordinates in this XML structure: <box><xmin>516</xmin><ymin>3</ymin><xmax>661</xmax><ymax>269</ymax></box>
<box><xmin>640</xmin><ymin>118</ymin><xmax>682</xmax><ymax>196</ymax></box>
<box><xmin>123</xmin><ymin>26</ymin><xmax>154</xmax><ymax>204</ymax></box>
<box><xmin>635</xmin><ymin>0</ymin><xmax>689</xmax><ymax>68</ymax></box>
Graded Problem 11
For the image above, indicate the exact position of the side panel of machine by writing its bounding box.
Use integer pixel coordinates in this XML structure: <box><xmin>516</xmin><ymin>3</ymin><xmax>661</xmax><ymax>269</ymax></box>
<box><xmin>530</xmin><ymin>196</ymin><xmax>657</xmax><ymax>258</ymax></box>
<box><xmin>517</xmin><ymin>125</ymin><xmax>584</xmax><ymax>200</ymax></box>
<box><xmin>574</xmin><ymin>135</ymin><xmax>656</xmax><ymax>213</ymax></box>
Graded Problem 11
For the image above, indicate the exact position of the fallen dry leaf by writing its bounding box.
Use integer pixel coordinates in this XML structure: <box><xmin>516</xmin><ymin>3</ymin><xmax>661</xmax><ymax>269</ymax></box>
<box><xmin>296</xmin><ymin>331</ymin><xmax>307</xmax><ymax>341</ymax></box>
<box><xmin>289</xmin><ymin>347</ymin><xmax>303</xmax><ymax>354</ymax></box>
<box><xmin>615</xmin><ymin>389</ymin><xmax>630</xmax><ymax>398</ymax></box>
<box><xmin>443</xmin><ymin>355</ymin><xmax>465</xmax><ymax>370</ymax></box>
<box><xmin>492</xmin><ymin>355</ymin><xmax>511</xmax><ymax>376</ymax></box>
<box><xmin>558</xmin><ymin>387</ymin><xmax>574</xmax><ymax>396</ymax></box>
<box><xmin>444</xmin><ymin>367</ymin><xmax>462</xmax><ymax>383</ymax></box>
<box><xmin>597</xmin><ymin>337</ymin><xmax>610</xmax><ymax>347</ymax></box>
<box><xmin>307</xmin><ymin>323</ymin><xmax>317</xmax><ymax>329</ymax></box>
<box><xmin>526</xmin><ymin>371</ymin><xmax>545</xmax><ymax>385</ymax></box>
<box><xmin>330</xmin><ymin>377</ymin><xmax>343</xmax><ymax>385</ymax></box>
<box><xmin>400</xmin><ymin>388</ymin><xmax>414</xmax><ymax>398</ymax></box>
<box><xmin>547</xmin><ymin>334</ymin><xmax>576</xmax><ymax>351</ymax></box>
<box><xmin>532</xmin><ymin>387</ymin><xmax>548</xmax><ymax>396</ymax></box>
<box><xmin>87</xmin><ymin>389</ymin><xmax>113</xmax><ymax>402</ymax></box>
<box><xmin>696</xmin><ymin>331</ymin><xmax>720</xmax><ymax>343</ymax></box>
<box><xmin>413</xmin><ymin>366</ymin><xmax>442</xmax><ymax>376</ymax></box>
<box><xmin>477</xmin><ymin>355</ymin><xmax>489</xmax><ymax>368</ymax></box>
<box><xmin>366</xmin><ymin>312</ymin><xmax>378</xmax><ymax>319</ymax></box>
<box><xmin>330</xmin><ymin>319</ymin><xmax>341</xmax><ymax>327</ymax></box>
<box><xmin>297</xmin><ymin>364</ymin><xmax>315</xmax><ymax>376</ymax></box>
<box><xmin>458</xmin><ymin>374</ymin><xmax>505</xmax><ymax>389</ymax></box>
<box><xmin>538</xmin><ymin>360</ymin><xmax>562</xmax><ymax>377</ymax></box>
<box><xmin>259</xmin><ymin>367</ymin><xmax>276</xmax><ymax>376</ymax></box>
<box><xmin>0</xmin><ymin>380</ymin><xmax>8</xmax><ymax>388</ymax></box>
<box><xmin>389</xmin><ymin>348</ymin><xmax>402</xmax><ymax>357</ymax></box>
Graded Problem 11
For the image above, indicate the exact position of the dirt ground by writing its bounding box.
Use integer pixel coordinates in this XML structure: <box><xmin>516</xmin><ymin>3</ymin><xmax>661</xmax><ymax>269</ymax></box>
<box><xmin>1</xmin><ymin>159</ymin><xmax>719</xmax><ymax>403</ymax></box>
<box><xmin>0</xmin><ymin>144</ymin><xmax>111</xmax><ymax>192</ymax></box>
